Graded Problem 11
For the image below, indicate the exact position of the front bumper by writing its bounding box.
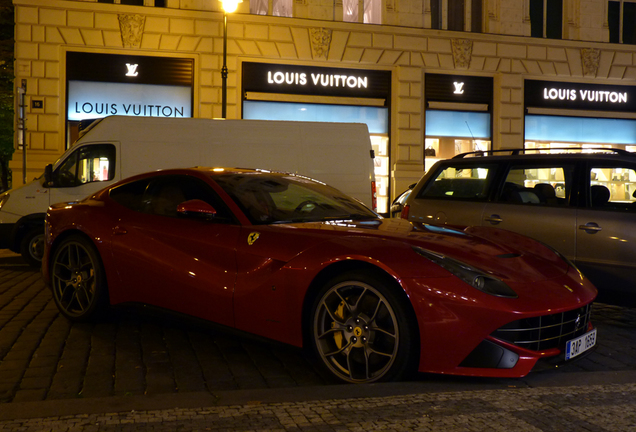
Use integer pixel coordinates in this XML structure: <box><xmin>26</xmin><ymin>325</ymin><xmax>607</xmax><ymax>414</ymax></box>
<box><xmin>404</xmin><ymin>266</ymin><xmax>597</xmax><ymax>378</ymax></box>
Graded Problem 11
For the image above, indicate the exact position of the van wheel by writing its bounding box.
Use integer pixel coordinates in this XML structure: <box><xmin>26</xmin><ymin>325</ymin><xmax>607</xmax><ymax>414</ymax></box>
<box><xmin>20</xmin><ymin>228</ymin><xmax>45</xmax><ymax>267</ymax></box>
<box><xmin>50</xmin><ymin>236</ymin><xmax>108</xmax><ymax>322</ymax></box>
<box><xmin>309</xmin><ymin>271</ymin><xmax>417</xmax><ymax>383</ymax></box>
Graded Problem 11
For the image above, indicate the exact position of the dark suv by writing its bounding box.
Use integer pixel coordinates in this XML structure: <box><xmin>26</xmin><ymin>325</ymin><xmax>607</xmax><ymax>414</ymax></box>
<box><xmin>401</xmin><ymin>148</ymin><xmax>636</xmax><ymax>297</ymax></box>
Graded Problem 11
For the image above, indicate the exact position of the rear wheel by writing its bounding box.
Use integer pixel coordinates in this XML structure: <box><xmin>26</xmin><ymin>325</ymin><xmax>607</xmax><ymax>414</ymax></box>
<box><xmin>20</xmin><ymin>228</ymin><xmax>45</xmax><ymax>267</ymax></box>
<box><xmin>310</xmin><ymin>271</ymin><xmax>417</xmax><ymax>383</ymax></box>
<box><xmin>50</xmin><ymin>236</ymin><xmax>108</xmax><ymax>322</ymax></box>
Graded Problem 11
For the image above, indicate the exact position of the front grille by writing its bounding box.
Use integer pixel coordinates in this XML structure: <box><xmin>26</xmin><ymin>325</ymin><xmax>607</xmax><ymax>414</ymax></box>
<box><xmin>491</xmin><ymin>304</ymin><xmax>593</xmax><ymax>352</ymax></box>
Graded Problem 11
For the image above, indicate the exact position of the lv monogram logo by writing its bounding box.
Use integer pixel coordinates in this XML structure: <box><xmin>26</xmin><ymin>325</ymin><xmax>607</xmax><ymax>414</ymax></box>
<box><xmin>125</xmin><ymin>63</ymin><xmax>139</xmax><ymax>77</ymax></box>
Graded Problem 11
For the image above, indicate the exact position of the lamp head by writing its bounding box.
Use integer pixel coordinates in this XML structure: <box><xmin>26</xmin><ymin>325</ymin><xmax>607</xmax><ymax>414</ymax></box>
<box><xmin>221</xmin><ymin>0</ymin><xmax>241</xmax><ymax>13</ymax></box>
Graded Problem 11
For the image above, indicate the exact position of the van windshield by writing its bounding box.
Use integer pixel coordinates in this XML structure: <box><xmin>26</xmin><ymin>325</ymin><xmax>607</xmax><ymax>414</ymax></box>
<box><xmin>212</xmin><ymin>172</ymin><xmax>377</xmax><ymax>225</ymax></box>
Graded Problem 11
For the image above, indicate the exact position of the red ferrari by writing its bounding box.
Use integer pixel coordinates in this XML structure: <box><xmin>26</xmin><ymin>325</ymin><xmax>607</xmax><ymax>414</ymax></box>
<box><xmin>43</xmin><ymin>168</ymin><xmax>598</xmax><ymax>383</ymax></box>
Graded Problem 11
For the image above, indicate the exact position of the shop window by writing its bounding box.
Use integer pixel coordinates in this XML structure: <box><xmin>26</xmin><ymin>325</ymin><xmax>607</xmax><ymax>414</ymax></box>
<box><xmin>425</xmin><ymin>110</ymin><xmax>491</xmax><ymax>171</ymax></box>
<box><xmin>430</xmin><ymin>0</ymin><xmax>482</xmax><ymax>32</ymax></box>
<box><xmin>371</xmin><ymin>135</ymin><xmax>389</xmax><ymax>213</ymax></box>
<box><xmin>525</xmin><ymin>116</ymin><xmax>636</xmax><ymax>148</ymax></box>
<box><xmin>609</xmin><ymin>1</ymin><xmax>636</xmax><ymax>44</ymax></box>
<box><xmin>530</xmin><ymin>0</ymin><xmax>563</xmax><ymax>39</ymax></box>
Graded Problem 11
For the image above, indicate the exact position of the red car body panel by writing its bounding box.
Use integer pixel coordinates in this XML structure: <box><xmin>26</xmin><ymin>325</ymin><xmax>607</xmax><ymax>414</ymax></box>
<box><xmin>42</xmin><ymin>168</ymin><xmax>598</xmax><ymax>379</ymax></box>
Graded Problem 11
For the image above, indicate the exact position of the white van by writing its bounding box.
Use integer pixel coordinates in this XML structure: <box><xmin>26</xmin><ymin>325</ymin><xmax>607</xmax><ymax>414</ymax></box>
<box><xmin>0</xmin><ymin>116</ymin><xmax>376</xmax><ymax>266</ymax></box>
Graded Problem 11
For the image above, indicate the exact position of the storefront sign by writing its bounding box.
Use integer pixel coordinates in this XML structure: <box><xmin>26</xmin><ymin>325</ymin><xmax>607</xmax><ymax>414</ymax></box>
<box><xmin>67</xmin><ymin>52</ymin><xmax>194</xmax><ymax>85</ymax></box>
<box><xmin>67</xmin><ymin>81</ymin><xmax>191</xmax><ymax>121</ymax></box>
<box><xmin>425</xmin><ymin>74</ymin><xmax>493</xmax><ymax>105</ymax></box>
<box><xmin>66</xmin><ymin>52</ymin><xmax>194</xmax><ymax>121</ymax></box>
<box><xmin>525</xmin><ymin>80</ymin><xmax>636</xmax><ymax>112</ymax></box>
<box><xmin>243</xmin><ymin>62</ymin><xmax>390</xmax><ymax>99</ymax></box>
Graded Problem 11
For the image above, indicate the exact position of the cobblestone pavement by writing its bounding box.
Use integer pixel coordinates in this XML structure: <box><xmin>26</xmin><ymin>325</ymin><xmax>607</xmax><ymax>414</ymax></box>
<box><xmin>0</xmin><ymin>382</ymin><xmax>634</xmax><ymax>431</ymax></box>
<box><xmin>1</xmin><ymin>251</ymin><xmax>636</xmax><ymax>430</ymax></box>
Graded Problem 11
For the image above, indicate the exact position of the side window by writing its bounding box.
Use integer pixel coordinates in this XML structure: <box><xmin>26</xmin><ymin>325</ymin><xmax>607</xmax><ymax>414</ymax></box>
<box><xmin>590</xmin><ymin>166</ymin><xmax>636</xmax><ymax>211</ymax></box>
<box><xmin>418</xmin><ymin>165</ymin><xmax>494</xmax><ymax>200</ymax></box>
<box><xmin>111</xmin><ymin>175</ymin><xmax>234</xmax><ymax>221</ymax></box>
<box><xmin>55</xmin><ymin>144</ymin><xmax>116</xmax><ymax>188</ymax></box>
<box><xmin>109</xmin><ymin>178</ymin><xmax>151</xmax><ymax>212</ymax></box>
<box><xmin>497</xmin><ymin>165</ymin><xmax>573</xmax><ymax>206</ymax></box>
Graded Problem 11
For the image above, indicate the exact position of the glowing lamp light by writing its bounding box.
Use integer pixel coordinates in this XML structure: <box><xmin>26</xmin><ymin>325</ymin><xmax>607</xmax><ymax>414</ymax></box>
<box><xmin>221</xmin><ymin>0</ymin><xmax>241</xmax><ymax>13</ymax></box>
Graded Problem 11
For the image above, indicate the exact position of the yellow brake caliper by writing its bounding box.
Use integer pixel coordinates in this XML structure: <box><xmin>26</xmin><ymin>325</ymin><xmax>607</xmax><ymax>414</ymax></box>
<box><xmin>332</xmin><ymin>300</ymin><xmax>347</xmax><ymax>349</ymax></box>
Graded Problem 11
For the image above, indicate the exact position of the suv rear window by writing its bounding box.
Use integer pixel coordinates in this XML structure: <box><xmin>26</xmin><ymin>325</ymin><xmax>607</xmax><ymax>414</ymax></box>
<box><xmin>418</xmin><ymin>165</ymin><xmax>495</xmax><ymax>200</ymax></box>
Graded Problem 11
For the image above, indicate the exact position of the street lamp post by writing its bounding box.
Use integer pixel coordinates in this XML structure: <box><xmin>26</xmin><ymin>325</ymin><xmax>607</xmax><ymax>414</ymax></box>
<box><xmin>220</xmin><ymin>0</ymin><xmax>240</xmax><ymax>119</ymax></box>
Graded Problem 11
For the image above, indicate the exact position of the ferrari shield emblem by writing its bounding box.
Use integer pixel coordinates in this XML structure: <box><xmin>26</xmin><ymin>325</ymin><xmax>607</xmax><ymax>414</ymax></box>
<box><xmin>247</xmin><ymin>232</ymin><xmax>260</xmax><ymax>245</ymax></box>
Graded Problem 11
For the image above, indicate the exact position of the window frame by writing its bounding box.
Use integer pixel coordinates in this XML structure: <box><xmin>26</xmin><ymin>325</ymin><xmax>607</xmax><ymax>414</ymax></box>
<box><xmin>53</xmin><ymin>144</ymin><xmax>116</xmax><ymax>188</ymax></box>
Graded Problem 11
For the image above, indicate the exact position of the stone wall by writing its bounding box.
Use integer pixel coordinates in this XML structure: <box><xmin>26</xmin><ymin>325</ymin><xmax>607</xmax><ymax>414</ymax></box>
<box><xmin>12</xmin><ymin>0</ymin><xmax>636</xmax><ymax>197</ymax></box>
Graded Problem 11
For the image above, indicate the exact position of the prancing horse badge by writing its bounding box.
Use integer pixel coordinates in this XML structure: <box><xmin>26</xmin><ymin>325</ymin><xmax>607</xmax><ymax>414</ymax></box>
<box><xmin>247</xmin><ymin>232</ymin><xmax>260</xmax><ymax>245</ymax></box>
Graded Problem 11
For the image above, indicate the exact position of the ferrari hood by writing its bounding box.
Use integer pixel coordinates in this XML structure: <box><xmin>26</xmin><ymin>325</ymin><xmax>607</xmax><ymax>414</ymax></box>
<box><xmin>281</xmin><ymin>218</ymin><xmax>570</xmax><ymax>283</ymax></box>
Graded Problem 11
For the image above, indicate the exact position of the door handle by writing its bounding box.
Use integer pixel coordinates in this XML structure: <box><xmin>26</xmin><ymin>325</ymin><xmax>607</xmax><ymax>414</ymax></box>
<box><xmin>113</xmin><ymin>226</ymin><xmax>128</xmax><ymax>235</ymax></box>
<box><xmin>484</xmin><ymin>214</ymin><xmax>503</xmax><ymax>225</ymax></box>
<box><xmin>578</xmin><ymin>222</ymin><xmax>602</xmax><ymax>234</ymax></box>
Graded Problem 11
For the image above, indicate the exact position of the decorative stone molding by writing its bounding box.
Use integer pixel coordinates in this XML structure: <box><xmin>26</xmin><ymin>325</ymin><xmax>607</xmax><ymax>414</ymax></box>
<box><xmin>310</xmin><ymin>28</ymin><xmax>332</xmax><ymax>60</ymax></box>
<box><xmin>118</xmin><ymin>14</ymin><xmax>146</xmax><ymax>48</ymax></box>
<box><xmin>451</xmin><ymin>39</ymin><xmax>472</xmax><ymax>69</ymax></box>
<box><xmin>581</xmin><ymin>48</ymin><xmax>600</xmax><ymax>77</ymax></box>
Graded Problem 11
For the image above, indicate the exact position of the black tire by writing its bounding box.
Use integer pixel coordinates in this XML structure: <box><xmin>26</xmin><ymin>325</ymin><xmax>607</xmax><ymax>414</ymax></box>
<box><xmin>309</xmin><ymin>270</ymin><xmax>417</xmax><ymax>383</ymax></box>
<box><xmin>20</xmin><ymin>228</ymin><xmax>45</xmax><ymax>267</ymax></box>
<box><xmin>50</xmin><ymin>235</ymin><xmax>109</xmax><ymax>322</ymax></box>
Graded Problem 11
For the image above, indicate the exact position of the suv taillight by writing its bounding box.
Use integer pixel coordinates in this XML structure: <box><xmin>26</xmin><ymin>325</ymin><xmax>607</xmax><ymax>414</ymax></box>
<box><xmin>371</xmin><ymin>181</ymin><xmax>377</xmax><ymax>212</ymax></box>
<box><xmin>400</xmin><ymin>204</ymin><xmax>410</xmax><ymax>219</ymax></box>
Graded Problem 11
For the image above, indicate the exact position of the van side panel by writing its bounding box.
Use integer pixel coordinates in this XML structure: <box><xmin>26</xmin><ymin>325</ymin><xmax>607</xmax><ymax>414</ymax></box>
<box><xmin>82</xmin><ymin>117</ymin><xmax>375</xmax><ymax>208</ymax></box>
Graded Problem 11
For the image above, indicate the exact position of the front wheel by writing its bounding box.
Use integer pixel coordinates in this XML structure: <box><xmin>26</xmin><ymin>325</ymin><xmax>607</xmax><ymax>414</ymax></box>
<box><xmin>50</xmin><ymin>235</ymin><xmax>108</xmax><ymax>322</ymax></box>
<box><xmin>310</xmin><ymin>271</ymin><xmax>417</xmax><ymax>383</ymax></box>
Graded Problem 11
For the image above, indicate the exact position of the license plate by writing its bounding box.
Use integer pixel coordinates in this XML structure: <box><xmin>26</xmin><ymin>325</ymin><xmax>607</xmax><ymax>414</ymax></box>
<box><xmin>565</xmin><ymin>329</ymin><xmax>597</xmax><ymax>360</ymax></box>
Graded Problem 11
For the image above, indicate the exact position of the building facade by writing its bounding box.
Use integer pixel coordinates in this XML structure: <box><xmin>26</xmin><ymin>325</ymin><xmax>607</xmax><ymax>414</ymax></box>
<box><xmin>12</xmin><ymin>0</ymin><xmax>636</xmax><ymax>213</ymax></box>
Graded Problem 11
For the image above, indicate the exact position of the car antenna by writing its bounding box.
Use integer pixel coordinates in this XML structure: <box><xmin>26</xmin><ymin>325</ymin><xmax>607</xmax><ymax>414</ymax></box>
<box><xmin>465</xmin><ymin>121</ymin><xmax>477</xmax><ymax>151</ymax></box>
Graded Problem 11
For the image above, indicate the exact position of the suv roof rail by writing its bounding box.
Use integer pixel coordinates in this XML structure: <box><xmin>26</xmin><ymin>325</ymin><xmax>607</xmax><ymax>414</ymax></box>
<box><xmin>452</xmin><ymin>147</ymin><xmax>635</xmax><ymax>159</ymax></box>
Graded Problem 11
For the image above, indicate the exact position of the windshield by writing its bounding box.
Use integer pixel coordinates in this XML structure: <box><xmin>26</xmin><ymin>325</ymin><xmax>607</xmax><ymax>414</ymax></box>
<box><xmin>213</xmin><ymin>172</ymin><xmax>378</xmax><ymax>225</ymax></box>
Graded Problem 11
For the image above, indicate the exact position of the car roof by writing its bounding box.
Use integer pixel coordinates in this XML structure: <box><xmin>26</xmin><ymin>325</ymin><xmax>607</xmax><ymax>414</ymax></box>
<box><xmin>444</xmin><ymin>148</ymin><xmax>636</xmax><ymax>164</ymax></box>
<box><xmin>153</xmin><ymin>167</ymin><xmax>294</xmax><ymax>176</ymax></box>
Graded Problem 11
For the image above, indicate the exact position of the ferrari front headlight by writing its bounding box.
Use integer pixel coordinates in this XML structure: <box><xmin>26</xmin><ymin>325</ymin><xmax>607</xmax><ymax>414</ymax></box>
<box><xmin>413</xmin><ymin>246</ymin><xmax>518</xmax><ymax>298</ymax></box>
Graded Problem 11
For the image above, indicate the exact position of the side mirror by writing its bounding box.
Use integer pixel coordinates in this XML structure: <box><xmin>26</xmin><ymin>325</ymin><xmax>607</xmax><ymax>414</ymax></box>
<box><xmin>44</xmin><ymin>164</ymin><xmax>53</xmax><ymax>187</ymax></box>
<box><xmin>177</xmin><ymin>199</ymin><xmax>217</xmax><ymax>218</ymax></box>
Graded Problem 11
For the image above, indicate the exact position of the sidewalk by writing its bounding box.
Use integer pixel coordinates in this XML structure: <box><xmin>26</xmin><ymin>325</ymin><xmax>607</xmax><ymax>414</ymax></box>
<box><xmin>0</xmin><ymin>374</ymin><xmax>635</xmax><ymax>431</ymax></box>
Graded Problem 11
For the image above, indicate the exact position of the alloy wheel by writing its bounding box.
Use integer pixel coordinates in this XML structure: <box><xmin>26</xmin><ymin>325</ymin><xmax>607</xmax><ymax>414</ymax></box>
<box><xmin>313</xmin><ymin>280</ymin><xmax>400</xmax><ymax>383</ymax></box>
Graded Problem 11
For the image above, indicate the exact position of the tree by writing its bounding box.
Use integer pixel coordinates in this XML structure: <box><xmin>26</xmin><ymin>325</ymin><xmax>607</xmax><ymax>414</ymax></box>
<box><xmin>0</xmin><ymin>0</ymin><xmax>14</xmax><ymax>192</ymax></box>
